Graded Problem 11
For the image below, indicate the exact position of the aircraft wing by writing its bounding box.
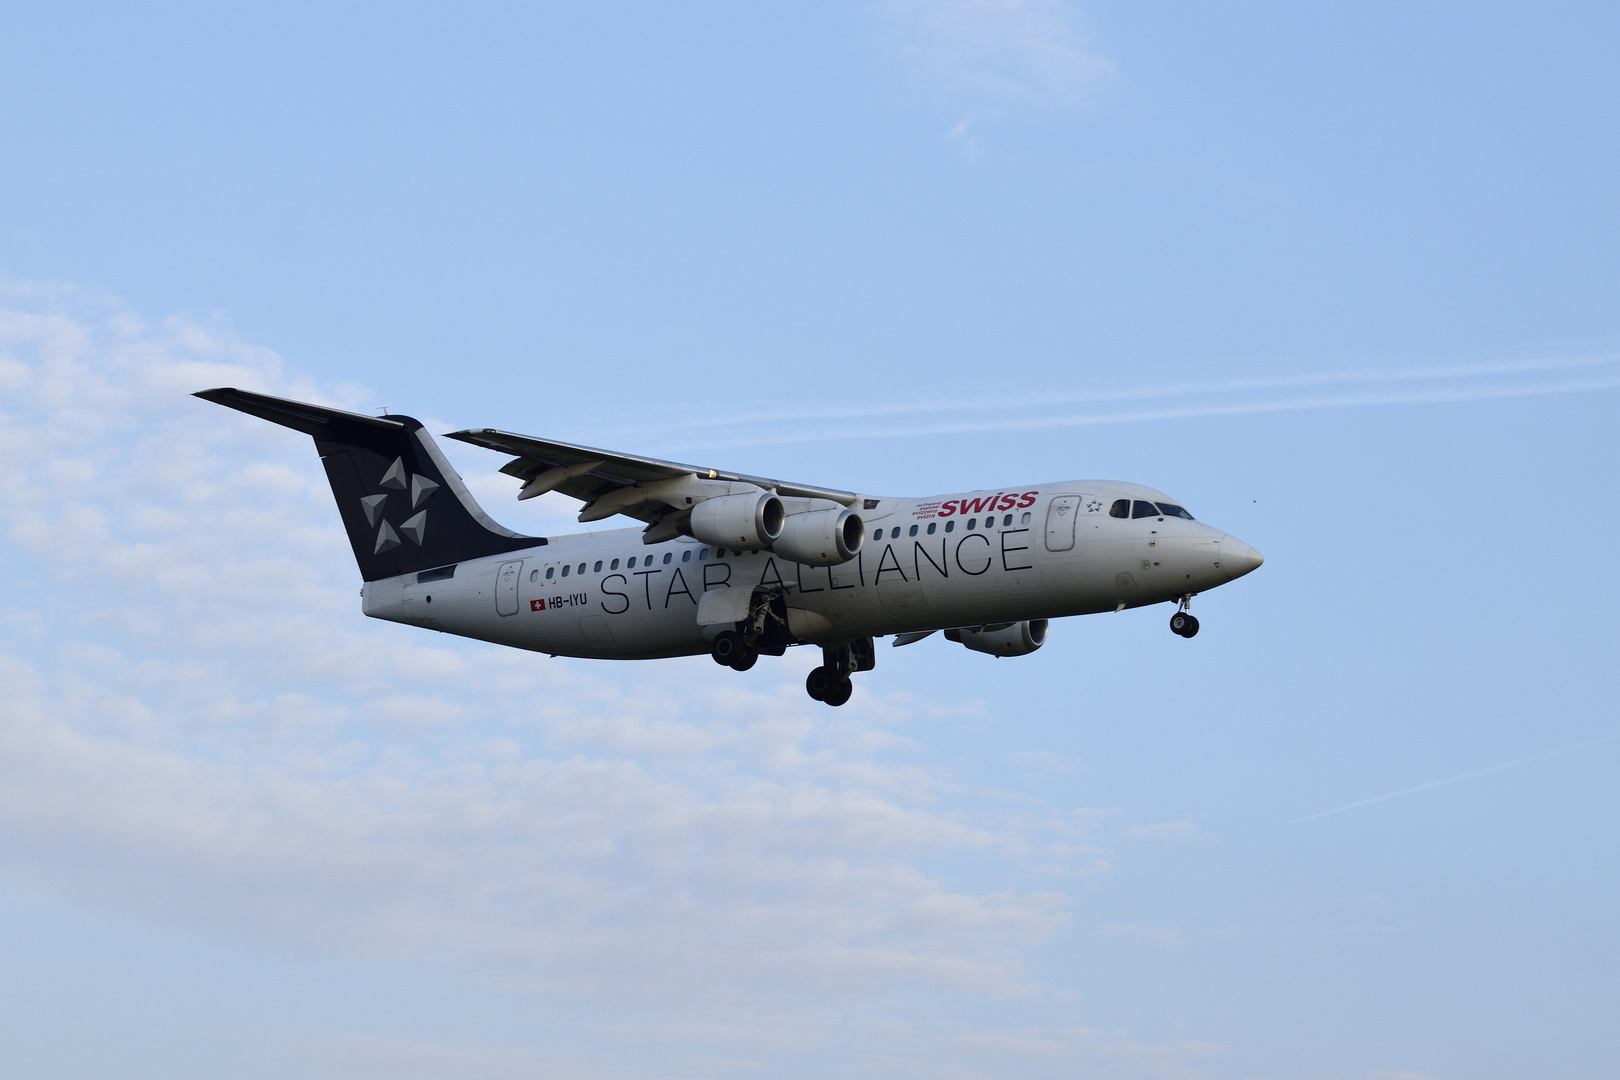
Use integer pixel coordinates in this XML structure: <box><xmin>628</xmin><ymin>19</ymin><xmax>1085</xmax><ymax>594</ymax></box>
<box><xmin>444</xmin><ymin>427</ymin><xmax>859</xmax><ymax>526</ymax></box>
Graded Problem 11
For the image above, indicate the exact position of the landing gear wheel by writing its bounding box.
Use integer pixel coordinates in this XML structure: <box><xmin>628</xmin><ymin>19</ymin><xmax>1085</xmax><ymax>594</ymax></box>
<box><xmin>729</xmin><ymin>648</ymin><xmax>758</xmax><ymax>671</ymax></box>
<box><xmin>805</xmin><ymin>666</ymin><xmax>832</xmax><ymax>701</ymax></box>
<box><xmin>1170</xmin><ymin>612</ymin><xmax>1200</xmax><ymax>638</ymax></box>
<box><xmin>823</xmin><ymin>677</ymin><xmax>853</xmax><ymax>707</ymax></box>
<box><xmin>711</xmin><ymin>630</ymin><xmax>746</xmax><ymax>666</ymax></box>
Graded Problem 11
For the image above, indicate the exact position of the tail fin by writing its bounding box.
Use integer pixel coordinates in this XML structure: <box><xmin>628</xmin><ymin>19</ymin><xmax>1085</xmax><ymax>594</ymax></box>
<box><xmin>196</xmin><ymin>388</ymin><xmax>543</xmax><ymax>581</ymax></box>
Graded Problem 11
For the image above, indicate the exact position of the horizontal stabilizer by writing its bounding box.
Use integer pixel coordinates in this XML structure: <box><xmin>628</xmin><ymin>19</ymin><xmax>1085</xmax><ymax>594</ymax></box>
<box><xmin>193</xmin><ymin>387</ymin><xmax>406</xmax><ymax>438</ymax></box>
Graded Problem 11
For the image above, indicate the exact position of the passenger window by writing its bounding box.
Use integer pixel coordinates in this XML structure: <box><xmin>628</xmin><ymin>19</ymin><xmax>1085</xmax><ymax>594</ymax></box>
<box><xmin>577</xmin><ymin>563</ymin><xmax>586</xmax><ymax>574</ymax></box>
<box><xmin>594</xmin><ymin>560</ymin><xmax>603</xmax><ymax>572</ymax></box>
<box><xmin>944</xmin><ymin>520</ymin><xmax>954</xmax><ymax>532</ymax></box>
<box><xmin>909</xmin><ymin>524</ymin><xmax>918</xmax><ymax>536</ymax></box>
<box><xmin>529</xmin><ymin>569</ymin><xmax>537</xmax><ymax>582</ymax></box>
<box><xmin>663</xmin><ymin>552</ymin><xmax>672</xmax><ymax>564</ymax></box>
<box><xmin>611</xmin><ymin>558</ymin><xmax>620</xmax><ymax>570</ymax></box>
<box><xmin>627</xmin><ymin>556</ymin><xmax>637</xmax><ymax>568</ymax></box>
<box><xmin>1110</xmin><ymin>499</ymin><xmax>1130</xmax><ymax>518</ymax></box>
<box><xmin>699</xmin><ymin>549</ymin><xmax>708</xmax><ymax>560</ymax></box>
<box><xmin>926</xmin><ymin>522</ymin><xmax>936</xmax><ymax>534</ymax></box>
<box><xmin>1132</xmin><ymin>500</ymin><xmax>1160</xmax><ymax>519</ymax></box>
<box><xmin>1156</xmin><ymin>503</ymin><xmax>1194</xmax><ymax>520</ymax></box>
<box><xmin>681</xmin><ymin>550</ymin><xmax>691</xmax><ymax>562</ymax></box>
<box><xmin>966</xmin><ymin>518</ymin><xmax>976</xmax><ymax>530</ymax></box>
<box><xmin>545</xmin><ymin>567</ymin><xmax>555</xmax><ymax>579</ymax></box>
<box><xmin>561</xmin><ymin>565</ymin><xmax>570</xmax><ymax>577</ymax></box>
<box><xmin>985</xmin><ymin>517</ymin><xmax>995</xmax><ymax>529</ymax></box>
<box><xmin>1021</xmin><ymin>511</ymin><xmax>1031</xmax><ymax>524</ymax></box>
<box><xmin>1003</xmin><ymin>514</ymin><xmax>1012</xmax><ymax>527</ymax></box>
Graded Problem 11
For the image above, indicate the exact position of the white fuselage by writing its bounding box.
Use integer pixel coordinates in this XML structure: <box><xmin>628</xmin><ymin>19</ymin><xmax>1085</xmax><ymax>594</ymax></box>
<box><xmin>360</xmin><ymin>481</ymin><xmax>1259</xmax><ymax>660</ymax></box>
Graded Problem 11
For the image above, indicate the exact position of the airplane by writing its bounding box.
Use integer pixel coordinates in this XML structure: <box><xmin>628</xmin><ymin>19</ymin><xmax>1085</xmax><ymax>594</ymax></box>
<box><xmin>196</xmin><ymin>388</ymin><xmax>1264</xmax><ymax>707</ymax></box>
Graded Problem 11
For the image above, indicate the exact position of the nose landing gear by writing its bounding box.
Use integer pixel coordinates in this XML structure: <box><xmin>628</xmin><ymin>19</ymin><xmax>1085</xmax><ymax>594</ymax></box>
<box><xmin>1170</xmin><ymin>595</ymin><xmax>1200</xmax><ymax>638</ymax></box>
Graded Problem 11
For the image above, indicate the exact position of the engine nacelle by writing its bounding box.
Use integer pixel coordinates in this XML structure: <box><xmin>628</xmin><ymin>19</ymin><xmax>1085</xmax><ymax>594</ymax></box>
<box><xmin>689</xmin><ymin>491</ymin><xmax>785</xmax><ymax>551</ymax></box>
<box><xmin>945</xmin><ymin>620</ymin><xmax>1049</xmax><ymax>657</ymax></box>
<box><xmin>772</xmin><ymin>508</ymin><xmax>864</xmax><ymax>566</ymax></box>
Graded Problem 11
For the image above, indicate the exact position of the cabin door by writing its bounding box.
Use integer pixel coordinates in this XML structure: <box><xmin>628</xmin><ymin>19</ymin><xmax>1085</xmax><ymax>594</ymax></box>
<box><xmin>1045</xmin><ymin>496</ymin><xmax>1079</xmax><ymax>552</ymax></box>
<box><xmin>495</xmin><ymin>560</ymin><xmax>524</xmax><ymax>616</ymax></box>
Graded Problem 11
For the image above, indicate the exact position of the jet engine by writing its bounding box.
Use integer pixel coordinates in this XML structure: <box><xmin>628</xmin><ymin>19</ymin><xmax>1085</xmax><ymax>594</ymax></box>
<box><xmin>689</xmin><ymin>491</ymin><xmax>785</xmax><ymax>550</ymax></box>
<box><xmin>945</xmin><ymin>620</ymin><xmax>1049</xmax><ymax>657</ymax></box>
<box><xmin>772</xmin><ymin>508</ymin><xmax>864</xmax><ymax>566</ymax></box>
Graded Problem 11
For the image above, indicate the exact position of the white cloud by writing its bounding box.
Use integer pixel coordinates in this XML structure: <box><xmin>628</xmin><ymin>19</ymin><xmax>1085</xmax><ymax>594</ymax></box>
<box><xmin>1124</xmin><ymin>821</ymin><xmax>1205</xmax><ymax>843</ymax></box>
<box><xmin>0</xmin><ymin>281</ymin><xmax>1224</xmax><ymax>1073</ymax></box>
<box><xmin>1007</xmin><ymin>747</ymin><xmax>1081</xmax><ymax>773</ymax></box>
<box><xmin>1097</xmin><ymin>921</ymin><xmax>1185</xmax><ymax>948</ymax></box>
<box><xmin>880</xmin><ymin>0</ymin><xmax>1116</xmax><ymax>149</ymax></box>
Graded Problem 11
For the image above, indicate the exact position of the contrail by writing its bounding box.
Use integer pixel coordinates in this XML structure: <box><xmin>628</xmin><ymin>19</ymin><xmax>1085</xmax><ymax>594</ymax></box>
<box><xmin>670</xmin><ymin>372</ymin><xmax>1620</xmax><ymax>452</ymax></box>
<box><xmin>629</xmin><ymin>352</ymin><xmax>1620</xmax><ymax>435</ymax></box>
<box><xmin>1291</xmin><ymin>733</ymin><xmax>1620</xmax><ymax>823</ymax></box>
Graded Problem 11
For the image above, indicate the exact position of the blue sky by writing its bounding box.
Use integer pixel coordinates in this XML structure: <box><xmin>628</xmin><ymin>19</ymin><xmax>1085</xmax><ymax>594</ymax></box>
<box><xmin>1</xmin><ymin>3</ymin><xmax>1616</xmax><ymax>1078</ymax></box>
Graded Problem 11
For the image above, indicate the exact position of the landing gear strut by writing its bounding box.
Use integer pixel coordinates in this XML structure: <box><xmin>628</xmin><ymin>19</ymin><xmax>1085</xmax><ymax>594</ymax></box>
<box><xmin>1170</xmin><ymin>595</ymin><xmax>1200</xmax><ymax>638</ymax></box>
<box><xmin>804</xmin><ymin>638</ymin><xmax>874</xmax><ymax>707</ymax></box>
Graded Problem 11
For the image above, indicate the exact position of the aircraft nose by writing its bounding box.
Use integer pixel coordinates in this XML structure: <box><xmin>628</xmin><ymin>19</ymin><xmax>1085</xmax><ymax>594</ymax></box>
<box><xmin>1220</xmin><ymin>535</ymin><xmax>1264</xmax><ymax>580</ymax></box>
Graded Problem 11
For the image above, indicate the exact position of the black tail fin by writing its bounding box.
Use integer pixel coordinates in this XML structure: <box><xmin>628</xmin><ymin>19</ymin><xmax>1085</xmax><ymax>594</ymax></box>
<box><xmin>196</xmin><ymin>388</ymin><xmax>543</xmax><ymax>581</ymax></box>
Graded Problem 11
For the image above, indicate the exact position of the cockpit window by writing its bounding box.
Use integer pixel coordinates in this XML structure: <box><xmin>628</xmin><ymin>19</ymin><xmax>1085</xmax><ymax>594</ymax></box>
<box><xmin>1156</xmin><ymin>503</ymin><xmax>1194</xmax><ymax>520</ymax></box>
<box><xmin>1131</xmin><ymin>500</ymin><xmax>1160</xmax><ymax>519</ymax></box>
<box><xmin>1109</xmin><ymin>499</ymin><xmax>1130</xmax><ymax>518</ymax></box>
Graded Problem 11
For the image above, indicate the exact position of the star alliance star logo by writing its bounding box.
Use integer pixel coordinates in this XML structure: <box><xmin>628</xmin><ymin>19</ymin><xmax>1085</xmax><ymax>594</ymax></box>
<box><xmin>360</xmin><ymin>456</ymin><xmax>439</xmax><ymax>554</ymax></box>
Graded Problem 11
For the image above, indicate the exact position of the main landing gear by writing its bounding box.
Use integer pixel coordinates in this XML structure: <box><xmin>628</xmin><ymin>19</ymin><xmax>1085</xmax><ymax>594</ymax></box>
<box><xmin>710</xmin><ymin>629</ymin><xmax>758</xmax><ymax>671</ymax></box>
<box><xmin>805</xmin><ymin>638</ymin><xmax>876</xmax><ymax>708</ymax></box>
<box><xmin>805</xmin><ymin>665</ymin><xmax>852</xmax><ymax>707</ymax></box>
<box><xmin>711</xmin><ymin>607</ymin><xmax>875</xmax><ymax>707</ymax></box>
<box><xmin>1170</xmin><ymin>595</ymin><xmax>1200</xmax><ymax>638</ymax></box>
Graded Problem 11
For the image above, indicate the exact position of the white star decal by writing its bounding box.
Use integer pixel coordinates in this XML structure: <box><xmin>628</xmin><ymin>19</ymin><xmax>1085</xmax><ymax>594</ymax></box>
<box><xmin>410</xmin><ymin>473</ymin><xmax>440</xmax><ymax>508</ymax></box>
<box><xmin>361</xmin><ymin>493</ymin><xmax>388</xmax><ymax>525</ymax></box>
<box><xmin>375</xmin><ymin>519</ymin><xmax>401</xmax><ymax>553</ymax></box>
<box><xmin>364</xmin><ymin>458</ymin><xmax>438</xmax><ymax>553</ymax></box>
<box><xmin>379</xmin><ymin>457</ymin><xmax>408</xmax><ymax>491</ymax></box>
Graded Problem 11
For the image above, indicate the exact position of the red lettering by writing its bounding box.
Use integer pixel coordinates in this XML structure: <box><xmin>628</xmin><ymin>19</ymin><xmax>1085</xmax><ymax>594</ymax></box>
<box><xmin>941</xmin><ymin>491</ymin><xmax>1039</xmax><ymax>515</ymax></box>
